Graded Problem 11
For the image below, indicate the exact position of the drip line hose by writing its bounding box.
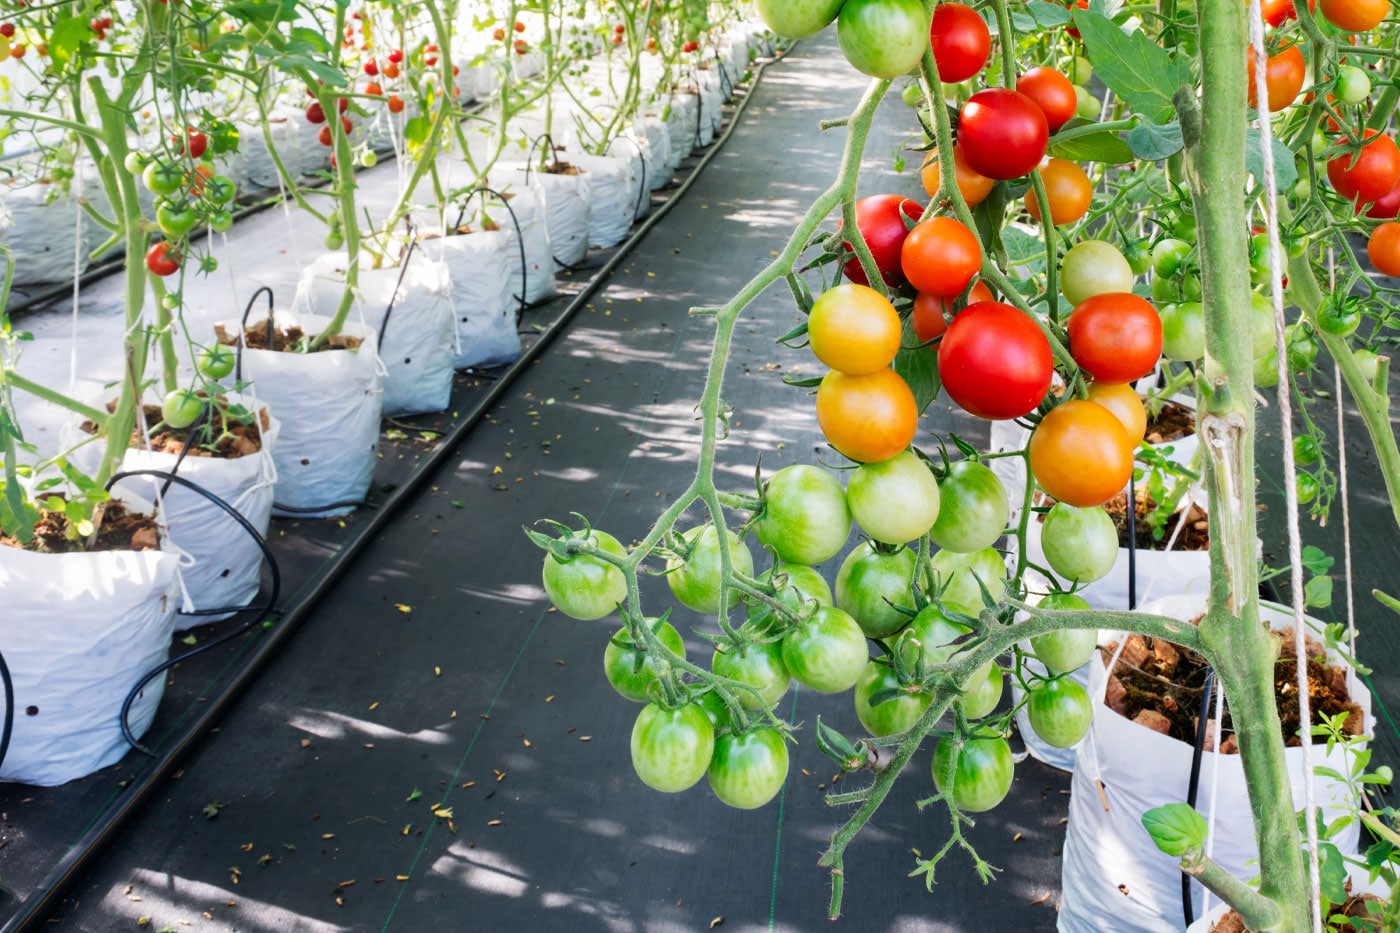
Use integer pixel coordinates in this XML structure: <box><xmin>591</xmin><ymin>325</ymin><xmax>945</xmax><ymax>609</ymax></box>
<box><xmin>1127</xmin><ymin>471</ymin><xmax>1138</xmax><ymax>611</ymax></box>
<box><xmin>0</xmin><ymin>648</ymin><xmax>12</xmax><ymax>775</ymax></box>
<box><xmin>5</xmin><ymin>45</ymin><xmax>783</xmax><ymax>933</ymax></box>
<box><xmin>104</xmin><ymin>469</ymin><xmax>281</xmax><ymax>757</ymax></box>
<box><xmin>377</xmin><ymin>235</ymin><xmax>418</xmax><ymax>350</ymax></box>
<box><xmin>1183</xmin><ymin>669</ymin><xmax>1218</xmax><ymax>928</ymax></box>
<box><xmin>453</xmin><ymin>187</ymin><xmax>529</xmax><ymax>324</ymax></box>
<box><xmin>610</xmin><ymin>134</ymin><xmax>649</xmax><ymax>219</ymax></box>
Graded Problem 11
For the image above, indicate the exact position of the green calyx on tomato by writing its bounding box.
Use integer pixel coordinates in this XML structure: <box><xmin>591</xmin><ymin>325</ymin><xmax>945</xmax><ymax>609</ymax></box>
<box><xmin>854</xmin><ymin>658</ymin><xmax>931</xmax><ymax>736</ymax></box>
<box><xmin>666</xmin><ymin>523</ymin><xmax>754</xmax><ymax>614</ymax></box>
<box><xmin>931</xmin><ymin>733</ymin><xmax>1014</xmax><ymax>812</ymax></box>
<box><xmin>604</xmin><ymin>618</ymin><xmax>686</xmax><ymax>703</ymax></box>
<box><xmin>888</xmin><ymin>602</ymin><xmax>1001</xmax><ymax>719</ymax></box>
<box><xmin>929</xmin><ymin>545</ymin><xmax>1007</xmax><ymax>610</ymax></box>
<box><xmin>540</xmin><ymin>527</ymin><xmax>629</xmax><ymax>621</ymax></box>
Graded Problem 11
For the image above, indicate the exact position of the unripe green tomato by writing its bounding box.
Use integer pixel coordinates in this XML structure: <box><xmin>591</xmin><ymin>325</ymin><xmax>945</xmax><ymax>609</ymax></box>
<box><xmin>362</xmin><ymin>150</ymin><xmax>379</xmax><ymax>168</ymax></box>
<box><xmin>929</xmin><ymin>546</ymin><xmax>1007</xmax><ymax>609</ymax></box>
<box><xmin>1254</xmin><ymin>347</ymin><xmax>1280</xmax><ymax>388</ymax></box>
<box><xmin>1068</xmin><ymin>55</ymin><xmax>1093</xmax><ymax>86</ymax></box>
<box><xmin>1291</xmin><ymin>176</ymin><xmax>1312</xmax><ymax>201</ymax></box>
<box><xmin>324</xmin><ymin>230</ymin><xmax>344</xmax><ymax>250</ymax></box>
<box><xmin>123</xmin><ymin>151</ymin><xmax>149</xmax><ymax>175</ymax></box>
<box><xmin>1335</xmin><ymin>65</ymin><xmax>1371</xmax><ymax>104</ymax></box>
<box><xmin>1040</xmin><ymin>503</ymin><xmax>1119</xmax><ymax>584</ymax></box>
<box><xmin>1060</xmin><ymin>240</ymin><xmax>1135</xmax><ymax>306</ymax></box>
<box><xmin>1169</xmin><ymin>211</ymin><xmax>1197</xmax><ymax>242</ymax></box>
<box><xmin>1293</xmin><ymin>434</ymin><xmax>1322</xmax><ymax>466</ymax></box>
<box><xmin>1316</xmin><ymin>298</ymin><xmax>1361</xmax><ymax>338</ymax></box>
<box><xmin>1286</xmin><ymin>324</ymin><xmax>1319</xmax><ymax>372</ymax></box>
<box><xmin>1250</xmin><ymin>293</ymin><xmax>1279</xmax><ymax>358</ymax></box>
<box><xmin>1124</xmin><ymin>241</ymin><xmax>1153</xmax><ymax>276</ymax></box>
<box><xmin>1311</xmin><ymin>128</ymin><xmax>1328</xmax><ymax>154</ymax></box>
<box><xmin>1295</xmin><ymin>471</ymin><xmax>1320</xmax><ymax>504</ymax></box>
<box><xmin>1160</xmin><ymin>301</ymin><xmax>1205</xmax><ymax>361</ymax></box>
<box><xmin>1151</xmin><ymin>237</ymin><xmax>1193</xmax><ymax>278</ymax></box>
<box><xmin>1073</xmin><ymin>85</ymin><xmax>1100</xmax><ymax>119</ymax></box>
<box><xmin>901</xmin><ymin>83</ymin><xmax>923</xmax><ymax>108</ymax></box>
<box><xmin>161</xmin><ymin>293</ymin><xmax>181</xmax><ymax>311</ymax></box>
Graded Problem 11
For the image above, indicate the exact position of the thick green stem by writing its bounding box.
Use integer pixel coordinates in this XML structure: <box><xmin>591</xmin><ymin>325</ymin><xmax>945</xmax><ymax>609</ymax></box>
<box><xmin>1183</xmin><ymin>0</ymin><xmax>1307</xmax><ymax>926</ymax></box>
<box><xmin>5</xmin><ymin>373</ymin><xmax>112</xmax><ymax>428</ymax></box>
<box><xmin>1180</xmin><ymin>847</ymin><xmax>1285</xmax><ymax>931</ymax></box>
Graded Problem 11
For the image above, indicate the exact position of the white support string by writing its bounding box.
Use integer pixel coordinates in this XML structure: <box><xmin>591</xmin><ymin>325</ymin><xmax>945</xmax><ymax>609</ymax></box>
<box><xmin>1247</xmin><ymin>3</ymin><xmax>1323</xmax><ymax>929</ymax></box>
<box><xmin>1327</xmin><ymin>248</ymin><xmax>1357</xmax><ymax>658</ymax></box>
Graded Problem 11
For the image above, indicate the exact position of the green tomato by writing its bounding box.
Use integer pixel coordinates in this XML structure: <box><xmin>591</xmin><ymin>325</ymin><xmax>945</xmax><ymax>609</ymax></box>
<box><xmin>208</xmin><ymin>209</ymin><xmax>235</xmax><ymax>233</ymax></box>
<box><xmin>1295</xmin><ymin>471</ymin><xmax>1320</xmax><ymax>504</ymax></box>
<box><xmin>847</xmin><ymin>449</ymin><xmax>941</xmax><ymax>546</ymax></box>
<box><xmin>324</xmin><ymin>230</ymin><xmax>345</xmax><ymax>251</ymax></box>
<box><xmin>1160</xmin><ymin>301</ymin><xmax>1205</xmax><ymax>361</ymax></box>
<box><xmin>541</xmin><ymin>529</ymin><xmax>629</xmax><ymax>621</ymax></box>
<box><xmin>666</xmin><ymin>523</ymin><xmax>754</xmax><ymax>614</ymax></box>
<box><xmin>707</xmin><ymin>728</ymin><xmax>789</xmax><ymax>809</ymax></box>
<box><xmin>931</xmin><ymin>734</ymin><xmax>1014</xmax><ymax>812</ymax></box>
<box><xmin>781</xmin><ymin>604</ymin><xmax>869</xmax><ymax>693</ymax></box>
<box><xmin>1026</xmin><ymin>676</ymin><xmax>1094</xmax><ymax>748</ymax></box>
<box><xmin>754</xmin><ymin>464</ymin><xmax>852</xmax><ymax>566</ymax></box>
<box><xmin>960</xmin><ymin>662</ymin><xmax>1004</xmax><ymax>721</ymax></box>
<box><xmin>1124</xmin><ymin>241</ymin><xmax>1153</xmax><ymax>277</ymax></box>
<box><xmin>156</xmin><ymin>200</ymin><xmax>199</xmax><ymax>238</ymax></box>
<box><xmin>1335</xmin><ymin>65</ymin><xmax>1371</xmax><ymax>104</ymax></box>
<box><xmin>1168</xmin><ymin>211</ymin><xmax>1198</xmax><ymax>241</ymax></box>
<box><xmin>713</xmin><ymin>637</ymin><xmax>791</xmax><ymax>710</ymax></box>
<box><xmin>1061</xmin><ymin>240</ymin><xmax>1135</xmax><ymax>306</ymax></box>
<box><xmin>604</xmin><ymin>620</ymin><xmax>686</xmax><ymax>703</ymax></box>
<box><xmin>836</xmin><ymin>0</ymin><xmax>930</xmax><ymax>80</ymax></box>
<box><xmin>927</xmin><ymin>460</ymin><xmax>1009</xmax><ymax>554</ymax></box>
<box><xmin>143</xmin><ymin>160</ymin><xmax>185</xmax><ymax>197</ymax></box>
<box><xmin>745</xmin><ymin>562</ymin><xmax>833</xmax><ymax>634</ymax></box>
<box><xmin>361</xmin><ymin>150</ymin><xmax>379</xmax><ymax>168</ymax></box>
<box><xmin>1030</xmin><ymin>624</ymin><xmax>1098</xmax><ymax>678</ymax></box>
<box><xmin>1316</xmin><ymin>297</ymin><xmax>1361</xmax><ymax>338</ymax></box>
<box><xmin>1293</xmin><ymin>434</ymin><xmax>1322</xmax><ymax>466</ymax></box>
<box><xmin>203</xmin><ymin>174</ymin><xmax>236</xmax><ymax>206</ymax></box>
<box><xmin>901</xmin><ymin>82</ymin><xmax>923</xmax><ymax>108</ymax></box>
<box><xmin>1040</xmin><ymin>503</ymin><xmax>1118</xmax><ymax>584</ymax></box>
<box><xmin>197</xmin><ymin>344</ymin><xmax>236</xmax><ymax>379</ymax></box>
<box><xmin>1286</xmin><ymin>324</ymin><xmax>1319</xmax><ymax>372</ymax></box>
<box><xmin>1073</xmin><ymin>85</ymin><xmax>1100</xmax><ymax>119</ymax></box>
<box><xmin>835</xmin><ymin>541</ymin><xmax>918</xmax><ymax>638</ymax></box>
<box><xmin>123</xmin><ymin>151</ymin><xmax>149</xmax><ymax>175</ymax></box>
<box><xmin>1152</xmin><ymin>237</ymin><xmax>1193</xmax><ymax>279</ymax></box>
<box><xmin>887</xmin><ymin>604</ymin><xmax>1001</xmax><ymax>722</ymax></box>
<box><xmin>1249</xmin><ymin>293</ymin><xmax>1279</xmax><ymax>358</ymax></box>
<box><xmin>854</xmin><ymin>659</ymin><xmax>930</xmax><ymax>736</ymax></box>
<box><xmin>630</xmin><ymin>702</ymin><xmax>714</xmax><ymax>793</ymax></box>
<box><xmin>161</xmin><ymin>388</ymin><xmax>204</xmax><ymax>429</ymax></box>
<box><xmin>1068</xmin><ymin>55</ymin><xmax>1093</xmax><ymax>86</ymax></box>
<box><xmin>929</xmin><ymin>546</ymin><xmax>1006</xmax><ymax>610</ymax></box>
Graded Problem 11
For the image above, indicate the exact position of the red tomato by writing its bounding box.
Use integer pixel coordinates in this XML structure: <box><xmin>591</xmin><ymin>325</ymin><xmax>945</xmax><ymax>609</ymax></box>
<box><xmin>937</xmin><ymin>301</ymin><xmax>1054</xmax><ymax>420</ymax></box>
<box><xmin>1369</xmin><ymin>222</ymin><xmax>1400</xmax><ymax>276</ymax></box>
<box><xmin>1319</xmin><ymin>0</ymin><xmax>1388</xmax><ymax>31</ymax></box>
<box><xmin>957</xmin><ymin>88</ymin><xmax>1049</xmax><ymax>180</ymax></box>
<box><xmin>929</xmin><ymin>3</ymin><xmax>990</xmax><ymax>83</ymax></box>
<box><xmin>841</xmin><ymin>195</ymin><xmax>924</xmax><ymax>287</ymax></box>
<box><xmin>1029</xmin><ymin>400</ymin><xmax>1134</xmax><ymax>506</ymax></box>
<box><xmin>1328</xmin><ymin>130</ymin><xmax>1400</xmax><ymax>204</ymax></box>
<box><xmin>911</xmin><ymin>281</ymin><xmax>994</xmax><ymax>343</ymax></box>
<box><xmin>1016</xmin><ymin>67</ymin><xmax>1077</xmax><ymax>134</ymax></box>
<box><xmin>1246</xmin><ymin>43</ymin><xmax>1305</xmax><ymax>112</ymax></box>
<box><xmin>1067</xmin><ymin>292</ymin><xmax>1163</xmax><ymax>383</ymax></box>
<box><xmin>1261</xmin><ymin>0</ymin><xmax>1315</xmax><ymax>25</ymax></box>
<box><xmin>145</xmin><ymin>242</ymin><xmax>181</xmax><ymax>277</ymax></box>
<box><xmin>1365</xmin><ymin>178</ymin><xmax>1400</xmax><ymax>218</ymax></box>
<box><xmin>900</xmin><ymin>216</ymin><xmax>982</xmax><ymax>297</ymax></box>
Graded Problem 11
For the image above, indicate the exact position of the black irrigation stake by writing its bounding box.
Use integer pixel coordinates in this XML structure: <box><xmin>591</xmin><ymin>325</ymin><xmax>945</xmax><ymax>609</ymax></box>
<box><xmin>612</xmin><ymin>134</ymin><xmax>649</xmax><ymax>219</ymax></box>
<box><xmin>0</xmin><ymin>647</ymin><xmax>13</xmax><ymax>775</ymax></box>
<box><xmin>1127</xmin><ymin>471</ymin><xmax>1139</xmax><ymax>611</ymax></box>
<box><xmin>453</xmin><ymin>186</ymin><xmax>530</xmax><ymax>324</ymax></box>
<box><xmin>233</xmin><ymin>286</ymin><xmax>275</xmax><ymax>383</ymax></box>
<box><xmin>377</xmin><ymin>232</ymin><xmax>417</xmax><ymax>349</ymax></box>
<box><xmin>104</xmin><ymin>469</ymin><xmax>281</xmax><ymax>757</ymax></box>
<box><xmin>1183</xmin><ymin>669</ymin><xmax>1219</xmax><ymax>928</ymax></box>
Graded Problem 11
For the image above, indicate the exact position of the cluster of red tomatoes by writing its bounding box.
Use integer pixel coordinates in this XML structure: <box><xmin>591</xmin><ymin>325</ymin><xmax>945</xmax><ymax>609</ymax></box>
<box><xmin>127</xmin><ymin>128</ymin><xmax>236</xmax><ymax>280</ymax></box>
<box><xmin>0</xmin><ymin>20</ymin><xmax>32</xmax><ymax>58</ymax></box>
<box><xmin>490</xmin><ymin>19</ymin><xmax>531</xmax><ymax>54</ymax></box>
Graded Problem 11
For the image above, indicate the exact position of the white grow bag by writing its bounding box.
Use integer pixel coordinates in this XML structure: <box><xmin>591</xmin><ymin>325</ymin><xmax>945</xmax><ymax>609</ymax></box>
<box><xmin>293</xmin><ymin>251</ymin><xmax>456</xmax><ymax>417</ymax></box>
<box><xmin>532</xmin><ymin>164</ymin><xmax>591</xmax><ymax>267</ymax></box>
<box><xmin>0</xmin><ymin>541</ymin><xmax>181</xmax><ymax>786</ymax></box>
<box><xmin>696</xmin><ymin>71</ymin><xmax>724</xmax><ymax>146</ymax></box>
<box><xmin>663</xmin><ymin>93</ymin><xmax>698</xmax><ymax>169</ymax></box>
<box><xmin>568</xmin><ymin>151</ymin><xmax>634</xmax><ymax>249</ymax></box>
<box><xmin>218</xmin><ymin>311</ymin><xmax>382</xmax><ymax>518</ymax></box>
<box><xmin>635</xmin><ymin>116</ymin><xmax>672</xmax><ymax>192</ymax></box>
<box><xmin>485</xmin><ymin>170</ymin><xmax>558</xmax><ymax>304</ymax></box>
<box><xmin>421</xmin><ymin>228</ymin><xmax>521</xmax><ymax>370</ymax></box>
<box><xmin>605</xmin><ymin>135</ymin><xmax>650</xmax><ymax>222</ymax></box>
<box><xmin>1058</xmin><ymin>595</ymin><xmax>1374</xmax><ymax>933</ymax></box>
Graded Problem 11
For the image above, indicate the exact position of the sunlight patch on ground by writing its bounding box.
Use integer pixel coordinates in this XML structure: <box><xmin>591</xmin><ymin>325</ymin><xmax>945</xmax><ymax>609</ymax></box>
<box><xmin>107</xmin><ymin>869</ymin><xmax>354</xmax><ymax>932</ymax></box>
<box><xmin>286</xmin><ymin>709</ymin><xmax>453</xmax><ymax>745</ymax></box>
<box><xmin>431</xmin><ymin>843</ymin><xmax>531</xmax><ymax>898</ymax></box>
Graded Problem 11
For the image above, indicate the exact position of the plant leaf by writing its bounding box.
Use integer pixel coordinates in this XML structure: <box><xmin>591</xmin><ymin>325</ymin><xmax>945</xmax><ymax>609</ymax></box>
<box><xmin>1074</xmin><ymin>11</ymin><xmax>1190</xmax><ymax>125</ymax></box>
<box><xmin>895</xmin><ymin>315</ymin><xmax>941</xmax><ymax>414</ymax></box>
<box><xmin>1245</xmin><ymin>128</ymin><xmax>1299</xmax><ymax>193</ymax></box>
<box><xmin>1126</xmin><ymin>121</ymin><xmax>1185</xmax><ymax>161</ymax></box>
<box><xmin>1141</xmin><ymin>803</ymin><xmax>1207</xmax><ymax>856</ymax></box>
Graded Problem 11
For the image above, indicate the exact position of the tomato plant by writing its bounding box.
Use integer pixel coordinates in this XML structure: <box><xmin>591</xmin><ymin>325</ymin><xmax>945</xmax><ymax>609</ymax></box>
<box><xmin>931</xmin><ymin>734</ymin><xmax>1014</xmax><ymax>812</ymax></box>
<box><xmin>808</xmin><ymin>284</ymin><xmax>902</xmax><ymax>374</ymax></box>
<box><xmin>929</xmin><ymin>2</ymin><xmax>990</xmax><ymax>83</ymax></box>
<box><xmin>708</xmin><ymin>728</ymin><xmax>790</xmax><ymax>809</ymax></box>
<box><xmin>937</xmin><ymin>301</ymin><xmax>1054</xmax><ymax>420</ymax></box>
<box><xmin>956</xmin><ymin>88</ymin><xmax>1049</xmax><ymax>180</ymax></box>
<box><xmin>815</xmin><ymin>368</ymin><xmax>918</xmax><ymax>463</ymax></box>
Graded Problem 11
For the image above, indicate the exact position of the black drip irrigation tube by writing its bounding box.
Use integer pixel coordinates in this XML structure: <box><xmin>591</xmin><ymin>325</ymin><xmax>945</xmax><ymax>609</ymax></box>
<box><xmin>2</xmin><ymin>44</ymin><xmax>785</xmax><ymax>933</ymax></box>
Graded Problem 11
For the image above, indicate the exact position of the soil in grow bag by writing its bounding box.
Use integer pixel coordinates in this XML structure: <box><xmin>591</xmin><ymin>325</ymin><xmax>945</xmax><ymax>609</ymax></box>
<box><xmin>216</xmin><ymin>323</ymin><xmax>364</xmax><ymax>353</ymax></box>
<box><xmin>1105</xmin><ymin>490</ymin><xmax>1211</xmax><ymax>552</ymax></box>
<box><xmin>1144</xmin><ymin>400</ymin><xmax>1196</xmax><ymax>445</ymax></box>
<box><xmin>1213</xmin><ymin>889</ymin><xmax>1384</xmax><ymax>932</ymax></box>
<box><xmin>81</xmin><ymin>399</ymin><xmax>269</xmax><ymax>459</ymax></box>
<box><xmin>1</xmin><ymin>499</ymin><xmax>161</xmax><ymax>553</ymax></box>
<box><xmin>1100</xmin><ymin>630</ymin><xmax>1365</xmax><ymax>751</ymax></box>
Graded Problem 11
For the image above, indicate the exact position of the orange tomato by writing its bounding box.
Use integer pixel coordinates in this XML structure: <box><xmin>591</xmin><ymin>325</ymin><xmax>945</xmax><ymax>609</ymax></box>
<box><xmin>1026</xmin><ymin>158</ymin><xmax>1093</xmax><ymax>225</ymax></box>
<box><xmin>807</xmin><ymin>284</ymin><xmax>902</xmax><ymax>375</ymax></box>
<box><xmin>1028</xmin><ymin>399</ymin><xmax>1134</xmax><ymax>506</ymax></box>
<box><xmin>1085</xmin><ymin>382</ymin><xmax>1148</xmax><ymax>444</ymax></box>
<box><xmin>815</xmin><ymin>369</ymin><xmax>918</xmax><ymax>464</ymax></box>
<box><xmin>921</xmin><ymin>145</ymin><xmax>996</xmax><ymax>208</ymax></box>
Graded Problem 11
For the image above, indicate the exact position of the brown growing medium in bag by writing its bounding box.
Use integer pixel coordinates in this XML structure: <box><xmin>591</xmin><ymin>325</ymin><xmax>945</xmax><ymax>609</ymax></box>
<box><xmin>1211</xmin><ymin>891</ymin><xmax>1385</xmax><ymax>931</ymax></box>
<box><xmin>1</xmin><ymin>498</ymin><xmax>161</xmax><ymax>554</ymax></box>
<box><xmin>1104</xmin><ymin>490</ymin><xmax>1211</xmax><ymax>552</ymax></box>
<box><xmin>1101</xmin><ymin>629</ymin><xmax>1364</xmax><ymax>752</ymax></box>
<box><xmin>82</xmin><ymin>400</ymin><xmax>269</xmax><ymax>459</ymax></box>
<box><xmin>1145</xmin><ymin>400</ymin><xmax>1196</xmax><ymax>444</ymax></box>
<box><xmin>215</xmin><ymin>323</ymin><xmax>364</xmax><ymax>354</ymax></box>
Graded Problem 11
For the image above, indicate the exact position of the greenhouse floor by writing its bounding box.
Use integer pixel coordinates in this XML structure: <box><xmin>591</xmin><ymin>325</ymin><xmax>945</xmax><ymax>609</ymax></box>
<box><xmin>5</xmin><ymin>29</ymin><xmax>1399</xmax><ymax>933</ymax></box>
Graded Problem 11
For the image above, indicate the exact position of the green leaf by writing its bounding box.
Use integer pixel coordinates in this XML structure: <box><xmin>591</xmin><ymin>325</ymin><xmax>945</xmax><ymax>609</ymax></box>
<box><xmin>1319</xmin><ymin>843</ymin><xmax>1350</xmax><ymax>906</ymax></box>
<box><xmin>1141</xmin><ymin>803</ymin><xmax>1208</xmax><ymax>856</ymax></box>
<box><xmin>1305</xmin><ymin>574</ymin><xmax>1333</xmax><ymax>609</ymax></box>
<box><xmin>1050</xmin><ymin>125</ymin><xmax>1136</xmax><ymax>164</ymax></box>
<box><xmin>1126</xmin><ymin>121</ymin><xmax>1185</xmax><ymax>161</ymax></box>
<box><xmin>406</xmin><ymin>787</ymin><xmax>423</xmax><ymax>803</ymax></box>
<box><xmin>404</xmin><ymin>116</ymin><xmax>433</xmax><ymax>151</ymax></box>
<box><xmin>895</xmin><ymin>315</ymin><xmax>941</xmax><ymax>413</ymax></box>
<box><xmin>48</xmin><ymin>16</ymin><xmax>90</xmax><ymax>71</ymax></box>
<box><xmin>1002</xmin><ymin>227</ymin><xmax>1048</xmax><ymax>271</ymax></box>
<box><xmin>1025</xmin><ymin>2</ymin><xmax>1073</xmax><ymax>25</ymax></box>
<box><xmin>1074</xmin><ymin>11</ymin><xmax>1190</xmax><ymax>125</ymax></box>
<box><xmin>1302</xmin><ymin>545</ymin><xmax>1335</xmax><ymax>575</ymax></box>
<box><xmin>1245</xmin><ymin>128</ymin><xmax>1298</xmax><ymax>193</ymax></box>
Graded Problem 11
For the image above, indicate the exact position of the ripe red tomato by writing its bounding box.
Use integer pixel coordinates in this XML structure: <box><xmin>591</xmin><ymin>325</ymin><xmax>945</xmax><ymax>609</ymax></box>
<box><xmin>1365</xmin><ymin>179</ymin><xmax>1400</xmax><ymax>219</ymax></box>
<box><xmin>957</xmin><ymin>88</ymin><xmax>1049</xmax><ymax>180</ymax></box>
<box><xmin>145</xmin><ymin>242</ymin><xmax>181</xmax><ymax>277</ymax></box>
<box><xmin>1369</xmin><ymin>222</ymin><xmax>1400</xmax><ymax>276</ymax></box>
<box><xmin>306</xmin><ymin>102</ymin><xmax>326</xmax><ymax>124</ymax></box>
<box><xmin>815</xmin><ymin>368</ymin><xmax>918</xmax><ymax>463</ymax></box>
<box><xmin>1016</xmin><ymin>67</ymin><xmax>1077</xmax><ymax>134</ymax></box>
<box><xmin>1319</xmin><ymin>0</ymin><xmax>1388</xmax><ymax>31</ymax></box>
<box><xmin>841</xmin><ymin>195</ymin><xmax>923</xmax><ymax>287</ymax></box>
<box><xmin>388</xmin><ymin>94</ymin><xmax>405</xmax><ymax>113</ymax></box>
<box><xmin>1025</xmin><ymin>158</ymin><xmax>1092</xmax><ymax>225</ymax></box>
<box><xmin>1246</xmin><ymin>43</ymin><xmax>1305</xmax><ymax>112</ymax></box>
<box><xmin>318</xmin><ymin>124</ymin><xmax>334</xmax><ymax>146</ymax></box>
<box><xmin>365</xmin><ymin>81</ymin><xmax>383</xmax><ymax>97</ymax></box>
<box><xmin>1028</xmin><ymin>399</ymin><xmax>1134</xmax><ymax>506</ymax></box>
<box><xmin>921</xmin><ymin>145</ymin><xmax>996</xmax><ymax>207</ymax></box>
<box><xmin>1261</xmin><ymin>0</ymin><xmax>1315</xmax><ymax>25</ymax></box>
<box><xmin>929</xmin><ymin>3</ymin><xmax>990</xmax><ymax>83</ymax></box>
<box><xmin>1067</xmin><ymin>292</ymin><xmax>1163</xmax><ymax>383</ymax></box>
<box><xmin>937</xmin><ymin>301</ymin><xmax>1053</xmax><ymax>420</ymax></box>
<box><xmin>900</xmin><ymin>216</ymin><xmax>981</xmax><ymax>297</ymax></box>
<box><xmin>807</xmin><ymin>284</ymin><xmax>902</xmax><ymax>374</ymax></box>
<box><xmin>911</xmin><ymin>280</ymin><xmax>994</xmax><ymax>342</ymax></box>
<box><xmin>174</xmin><ymin>127</ymin><xmax>208</xmax><ymax>159</ymax></box>
<box><xmin>1328</xmin><ymin>130</ymin><xmax>1400</xmax><ymax>204</ymax></box>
